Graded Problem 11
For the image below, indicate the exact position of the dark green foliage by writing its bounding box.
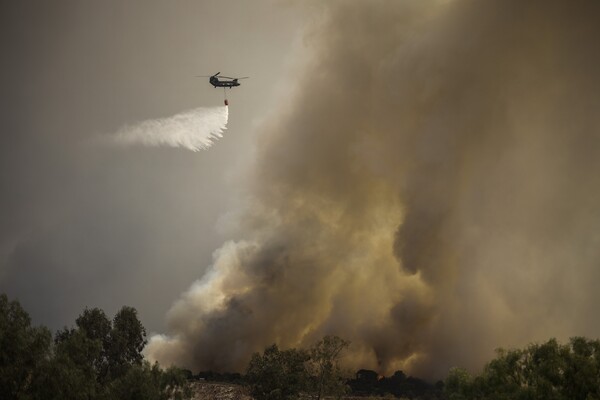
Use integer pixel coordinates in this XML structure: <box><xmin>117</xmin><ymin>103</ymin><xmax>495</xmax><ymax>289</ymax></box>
<box><xmin>246</xmin><ymin>344</ymin><xmax>311</xmax><ymax>400</ymax></box>
<box><xmin>108</xmin><ymin>362</ymin><xmax>192</xmax><ymax>400</ymax></box>
<box><xmin>0</xmin><ymin>293</ymin><xmax>52</xmax><ymax>399</ymax></box>
<box><xmin>246</xmin><ymin>336</ymin><xmax>350</xmax><ymax>400</ymax></box>
<box><xmin>75</xmin><ymin>307</ymin><xmax>112</xmax><ymax>382</ymax></box>
<box><xmin>159</xmin><ymin>365</ymin><xmax>194</xmax><ymax>400</ymax></box>
<box><xmin>445</xmin><ymin>338</ymin><xmax>600</xmax><ymax>400</ymax></box>
<box><xmin>445</xmin><ymin>367</ymin><xmax>473</xmax><ymax>400</ymax></box>
<box><xmin>76</xmin><ymin>308</ymin><xmax>112</xmax><ymax>344</ymax></box>
<box><xmin>106</xmin><ymin>306</ymin><xmax>147</xmax><ymax>380</ymax></box>
<box><xmin>55</xmin><ymin>305</ymin><xmax>147</xmax><ymax>382</ymax></box>
<box><xmin>29</xmin><ymin>342</ymin><xmax>100</xmax><ymax>400</ymax></box>
<box><xmin>0</xmin><ymin>293</ymin><xmax>190</xmax><ymax>400</ymax></box>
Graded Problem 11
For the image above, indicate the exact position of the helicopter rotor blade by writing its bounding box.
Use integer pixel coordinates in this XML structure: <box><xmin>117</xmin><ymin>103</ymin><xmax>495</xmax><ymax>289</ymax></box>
<box><xmin>219</xmin><ymin>76</ymin><xmax>249</xmax><ymax>80</ymax></box>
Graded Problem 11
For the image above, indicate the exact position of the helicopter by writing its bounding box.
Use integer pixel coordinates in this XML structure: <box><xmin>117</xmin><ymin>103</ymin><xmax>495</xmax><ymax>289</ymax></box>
<box><xmin>197</xmin><ymin>72</ymin><xmax>249</xmax><ymax>88</ymax></box>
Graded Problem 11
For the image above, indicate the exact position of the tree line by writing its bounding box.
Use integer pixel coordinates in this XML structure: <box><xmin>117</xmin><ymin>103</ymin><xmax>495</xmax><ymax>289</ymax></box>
<box><xmin>245</xmin><ymin>335</ymin><xmax>350</xmax><ymax>400</ymax></box>
<box><xmin>2</xmin><ymin>292</ymin><xmax>600</xmax><ymax>400</ymax></box>
<box><xmin>446</xmin><ymin>337</ymin><xmax>600</xmax><ymax>400</ymax></box>
<box><xmin>0</xmin><ymin>293</ymin><xmax>190</xmax><ymax>400</ymax></box>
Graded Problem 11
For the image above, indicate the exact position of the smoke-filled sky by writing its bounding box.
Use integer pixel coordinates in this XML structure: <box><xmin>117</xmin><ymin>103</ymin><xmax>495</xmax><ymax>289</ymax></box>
<box><xmin>0</xmin><ymin>0</ymin><xmax>304</xmax><ymax>333</ymax></box>
<box><xmin>3</xmin><ymin>0</ymin><xmax>600</xmax><ymax>380</ymax></box>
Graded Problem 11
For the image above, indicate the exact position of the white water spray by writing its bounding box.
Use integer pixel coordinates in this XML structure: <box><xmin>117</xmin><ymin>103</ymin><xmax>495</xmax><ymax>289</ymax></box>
<box><xmin>112</xmin><ymin>106</ymin><xmax>229</xmax><ymax>151</ymax></box>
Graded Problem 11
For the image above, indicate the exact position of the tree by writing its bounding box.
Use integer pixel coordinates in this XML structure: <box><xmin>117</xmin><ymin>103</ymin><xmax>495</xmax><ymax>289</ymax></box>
<box><xmin>73</xmin><ymin>307</ymin><xmax>112</xmax><ymax>381</ymax></box>
<box><xmin>108</xmin><ymin>361</ymin><xmax>192</xmax><ymax>400</ymax></box>
<box><xmin>0</xmin><ymin>293</ymin><xmax>52</xmax><ymax>398</ymax></box>
<box><xmin>158</xmin><ymin>365</ymin><xmax>194</xmax><ymax>400</ymax></box>
<box><xmin>30</xmin><ymin>333</ymin><xmax>101</xmax><ymax>400</ymax></box>
<box><xmin>444</xmin><ymin>338</ymin><xmax>600</xmax><ymax>400</ymax></box>
<box><xmin>246</xmin><ymin>344</ymin><xmax>311</xmax><ymax>400</ymax></box>
<box><xmin>245</xmin><ymin>336</ymin><xmax>351</xmax><ymax>400</ymax></box>
<box><xmin>308</xmin><ymin>335</ymin><xmax>350</xmax><ymax>400</ymax></box>
<box><xmin>0</xmin><ymin>293</ymin><xmax>190</xmax><ymax>400</ymax></box>
<box><xmin>445</xmin><ymin>367</ymin><xmax>474</xmax><ymax>400</ymax></box>
<box><xmin>106</xmin><ymin>306</ymin><xmax>147</xmax><ymax>379</ymax></box>
<box><xmin>76</xmin><ymin>308</ymin><xmax>112</xmax><ymax>344</ymax></box>
<box><xmin>55</xmin><ymin>305</ymin><xmax>147</xmax><ymax>382</ymax></box>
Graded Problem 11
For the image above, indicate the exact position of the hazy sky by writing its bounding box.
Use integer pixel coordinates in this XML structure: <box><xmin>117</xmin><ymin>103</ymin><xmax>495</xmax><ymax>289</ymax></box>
<box><xmin>3</xmin><ymin>0</ymin><xmax>600</xmax><ymax>380</ymax></box>
<box><xmin>0</xmin><ymin>0</ymin><xmax>305</xmax><ymax>333</ymax></box>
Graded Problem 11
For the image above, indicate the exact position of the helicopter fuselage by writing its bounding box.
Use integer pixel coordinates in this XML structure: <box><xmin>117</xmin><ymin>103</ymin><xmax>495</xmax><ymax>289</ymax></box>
<box><xmin>209</xmin><ymin>76</ymin><xmax>240</xmax><ymax>88</ymax></box>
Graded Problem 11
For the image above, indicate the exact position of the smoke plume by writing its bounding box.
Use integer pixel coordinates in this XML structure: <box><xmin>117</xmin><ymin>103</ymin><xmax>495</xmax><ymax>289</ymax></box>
<box><xmin>146</xmin><ymin>0</ymin><xmax>600</xmax><ymax>379</ymax></box>
<box><xmin>112</xmin><ymin>106</ymin><xmax>228</xmax><ymax>151</ymax></box>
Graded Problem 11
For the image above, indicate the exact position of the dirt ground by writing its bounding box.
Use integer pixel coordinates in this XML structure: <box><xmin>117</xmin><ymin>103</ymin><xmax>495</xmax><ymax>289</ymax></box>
<box><xmin>190</xmin><ymin>381</ymin><xmax>253</xmax><ymax>400</ymax></box>
<box><xmin>189</xmin><ymin>381</ymin><xmax>401</xmax><ymax>400</ymax></box>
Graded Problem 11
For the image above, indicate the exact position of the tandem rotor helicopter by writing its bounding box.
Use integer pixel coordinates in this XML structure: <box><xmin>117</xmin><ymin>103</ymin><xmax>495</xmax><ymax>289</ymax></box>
<box><xmin>196</xmin><ymin>72</ymin><xmax>248</xmax><ymax>105</ymax></box>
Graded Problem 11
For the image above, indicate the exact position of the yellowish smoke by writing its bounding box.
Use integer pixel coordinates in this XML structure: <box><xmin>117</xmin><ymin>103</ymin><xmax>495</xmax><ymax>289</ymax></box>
<box><xmin>146</xmin><ymin>0</ymin><xmax>600</xmax><ymax>379</ymax></box>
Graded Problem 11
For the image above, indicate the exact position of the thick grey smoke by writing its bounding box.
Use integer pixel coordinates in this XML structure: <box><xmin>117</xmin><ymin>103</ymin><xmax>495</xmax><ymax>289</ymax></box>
<box><xmin>111</xmin><ymin>106</ymin><xmax>228</xmax><ymax>151</ymax></box>
<box><xmin>146</xmin><ymin>0</ymin><xmax>600</xmax><ymax>379</ymax></box>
